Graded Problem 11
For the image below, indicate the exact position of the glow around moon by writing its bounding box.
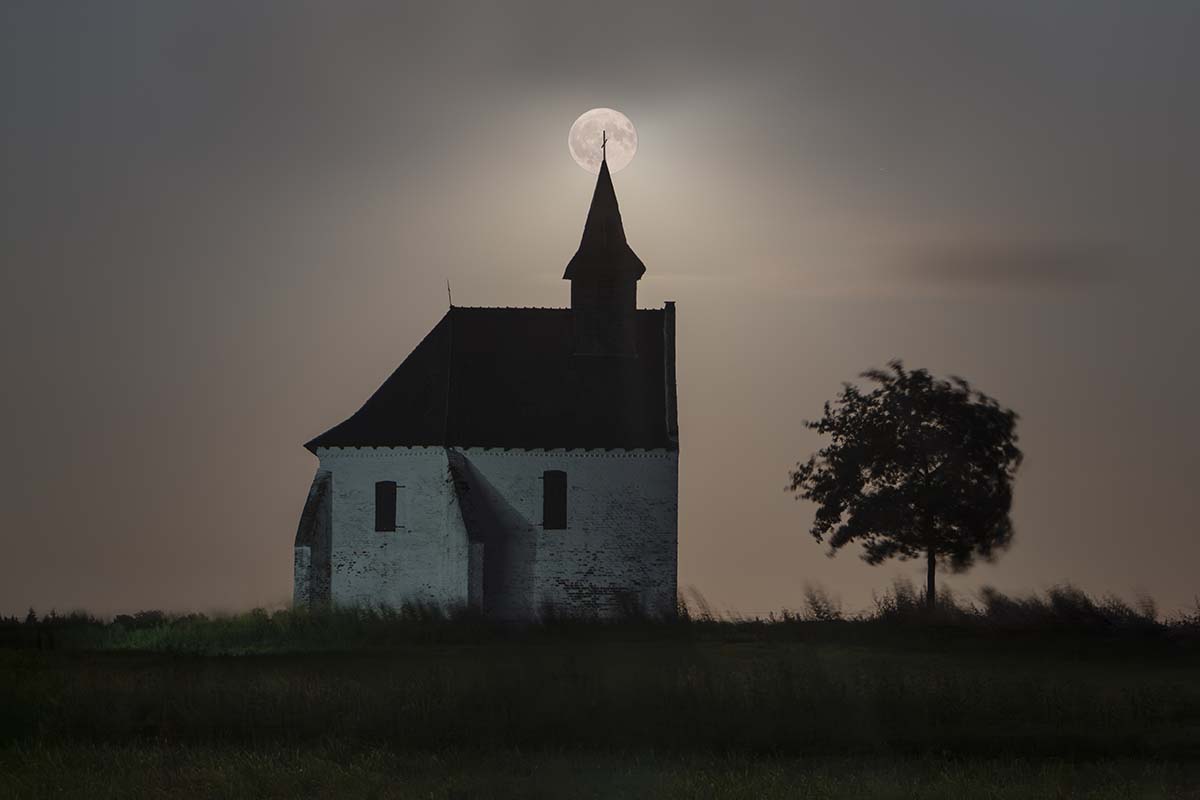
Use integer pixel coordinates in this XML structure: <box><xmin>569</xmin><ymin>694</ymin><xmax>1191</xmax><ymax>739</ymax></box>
<box><xmin>568</xmin><ymin>108</ymin><xmax>637</xmax><ymax>174</ymax></box>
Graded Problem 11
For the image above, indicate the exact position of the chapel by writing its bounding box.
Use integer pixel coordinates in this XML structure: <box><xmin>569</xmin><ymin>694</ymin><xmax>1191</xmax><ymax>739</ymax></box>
<box><xmin>294</xmin><ymin>153</ymin><xmax>679</xmax><ymax>619</ymax></box>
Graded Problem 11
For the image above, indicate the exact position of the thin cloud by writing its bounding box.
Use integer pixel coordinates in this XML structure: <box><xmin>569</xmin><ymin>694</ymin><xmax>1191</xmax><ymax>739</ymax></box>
<box><xmin>893</xmin><ymin>242</ymin><xmax>1122</xmax><ymax>290</ymax></box>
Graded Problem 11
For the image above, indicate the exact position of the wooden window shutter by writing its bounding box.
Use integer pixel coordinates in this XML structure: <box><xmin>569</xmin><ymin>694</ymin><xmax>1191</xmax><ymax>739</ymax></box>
<box><xmin>543</xmin><ymin>470</ymin><xmax>567</xmax><ymax>530</ymax></box>
<box><xmin>375</xmin><ymin>481</ymin><xmax>397</xmax><ymax>532</ymax></box>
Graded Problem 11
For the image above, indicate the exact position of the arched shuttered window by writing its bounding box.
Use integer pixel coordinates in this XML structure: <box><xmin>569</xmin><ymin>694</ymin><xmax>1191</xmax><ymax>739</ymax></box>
<box><xmin>375</xmin><ymin>481</ymin><xmax>397</xmax><ymax>532</ymax></box>
<box><xmin>543</xmin><ymin>470</ymin><xmax>567</xmax><ymax>530</ymax></box>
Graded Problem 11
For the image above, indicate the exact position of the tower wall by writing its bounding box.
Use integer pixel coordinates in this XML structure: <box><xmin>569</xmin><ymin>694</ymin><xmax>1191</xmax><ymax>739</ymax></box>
<box><xmin>570</xmin><ymin>280</ymin><xmax>638</xmax><ymax>357</ymax></box>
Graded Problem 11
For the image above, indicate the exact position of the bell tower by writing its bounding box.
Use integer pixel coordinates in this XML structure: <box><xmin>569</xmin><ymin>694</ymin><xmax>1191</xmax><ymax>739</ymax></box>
<box><xmin>563</xmin><ymin>137</ymin><xmax>645</xmax><ymax>357</ymax></box>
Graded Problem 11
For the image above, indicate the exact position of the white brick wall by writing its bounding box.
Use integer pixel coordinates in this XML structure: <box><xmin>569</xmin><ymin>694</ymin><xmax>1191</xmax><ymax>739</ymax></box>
<box><xmin>293</xmin><ymin>546</ymin><xmax>312</xmax><ymax>603</ymax></box>
<box><xmin>461</xmin><ymin>448</ymin><xmax>678</xmax><ymax>617</ymax></box>
<box><xmin>316</xmin><ymin>447</ymin><xmax>469</xmax><ymax>609</ymax></box>
<box><xmin>312</xmin><ymin>446</ymin><xmax>678</xmax><ymax>618</ymax></box>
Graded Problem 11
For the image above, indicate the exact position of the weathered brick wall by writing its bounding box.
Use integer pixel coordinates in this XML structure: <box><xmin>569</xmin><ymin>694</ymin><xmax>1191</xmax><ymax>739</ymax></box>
<box><xmin>293</xmin><ymin>546</ymin><xmax>311</xmax><ymax>604</ymax></box>
<box><xmin>293</xmin><ymin>470</ymin><xmax>332</xmax><ymax>606</ymax></box>
<box><xmin>310</xmin><ymin>446</ymin><xmax>678</xmax><ymax>618</ymax></box>
<box><xmin>316</xmin><ymin>447</ymin><xmax>470</xmax><ymax>609</ymax></box>
<box><xmin>459</xmin><ymin>448</ymin><xmax>678</xmax><ymax>618</ymax></box>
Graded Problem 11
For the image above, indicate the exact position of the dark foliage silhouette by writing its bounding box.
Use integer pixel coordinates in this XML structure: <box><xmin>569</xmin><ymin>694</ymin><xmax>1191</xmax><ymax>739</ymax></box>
<box><xmin>788</xmin><ymin>361</ymin><xmax>1022</xmax><ymax>610</ymax></box>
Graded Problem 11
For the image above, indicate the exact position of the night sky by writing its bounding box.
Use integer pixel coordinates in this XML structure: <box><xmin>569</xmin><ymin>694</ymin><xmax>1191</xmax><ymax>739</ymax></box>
<box><xmin>2</xmin><ymin>1</ymin><xmax>1197</xmax><ymax>616</ymax></box>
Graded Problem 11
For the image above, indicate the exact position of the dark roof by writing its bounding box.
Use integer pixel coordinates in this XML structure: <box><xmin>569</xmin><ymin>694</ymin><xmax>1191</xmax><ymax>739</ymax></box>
<box><xmin>305</xmin><ymin>306</ymin><xmax>674</xmax><ymax>452</ymax></box>
<box><xmin>563</xmin><ymin>158</ymin><xmax>646</xmax><ymax>282</ymax></box>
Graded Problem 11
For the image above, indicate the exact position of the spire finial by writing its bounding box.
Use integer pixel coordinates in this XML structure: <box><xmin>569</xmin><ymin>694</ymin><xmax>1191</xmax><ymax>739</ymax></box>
<box><xmin>601</xmin><ymin>129</ymin><xmax>607</xmax><ymax>163</ymax></box>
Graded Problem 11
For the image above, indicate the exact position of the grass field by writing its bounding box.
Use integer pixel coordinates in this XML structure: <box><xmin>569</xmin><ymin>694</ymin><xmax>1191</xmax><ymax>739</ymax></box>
<box><xmin>6</xmin><ymin>638</ymin><xmax>1200</xmax><ymax>756</ymax></box>
<box><xmin>4</xmin><ymin>745</ymin><xmax>1200</xmax><ymax>799</ymax></box>
<box><xmin>3</xmin><ymin>587</ymin><xmax>1199</xmax><ymax>797</ymax></box>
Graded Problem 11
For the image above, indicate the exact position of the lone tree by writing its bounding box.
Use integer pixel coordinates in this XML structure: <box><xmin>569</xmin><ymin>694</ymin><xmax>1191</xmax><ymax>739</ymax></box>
<box><xmin>788</xmin><ymin>361</ymin><xmax>1022</xmax><ymax>611</ymax></box>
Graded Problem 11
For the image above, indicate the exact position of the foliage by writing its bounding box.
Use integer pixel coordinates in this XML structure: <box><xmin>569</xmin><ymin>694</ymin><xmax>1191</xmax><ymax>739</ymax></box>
<box><xmin>789</xmin><ymin>361</ymin><xmax>1022</xmax><ymax>604</ymax></box>
<box><xmin>801</xmin><ymin>584</ymin><xmax>844</xmax><ymax>622</ymax></box>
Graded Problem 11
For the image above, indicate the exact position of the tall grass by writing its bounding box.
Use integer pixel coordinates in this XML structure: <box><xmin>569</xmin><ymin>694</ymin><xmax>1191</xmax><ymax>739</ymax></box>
<box><xmin>3</xmin><ymin>626</ymin><xmax>1198</xmax><ymax>757</ymax></box>
<box><xmin>3</xmin><ymin>583</ymin><xmax>1197</xmax><ymax>655</ymax></box>
<box><xmin>2</xmin><ymin>585</ymin><xmax>1199</xmax><ymax>759</ymax></box>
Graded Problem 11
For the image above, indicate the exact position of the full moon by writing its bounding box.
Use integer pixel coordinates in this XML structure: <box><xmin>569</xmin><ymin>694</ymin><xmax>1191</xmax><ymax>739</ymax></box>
<box><xmin>568</xmin><ymin>108</ymin><xmax>637</xmax><ymax>174</ymax></box>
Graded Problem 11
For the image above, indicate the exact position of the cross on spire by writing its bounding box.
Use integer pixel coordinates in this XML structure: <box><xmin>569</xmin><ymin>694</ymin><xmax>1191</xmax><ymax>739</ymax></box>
<box><xmin>601</xmin><ymin>129</ymin><xmax>607</xmax><ymax>162</ymax></box>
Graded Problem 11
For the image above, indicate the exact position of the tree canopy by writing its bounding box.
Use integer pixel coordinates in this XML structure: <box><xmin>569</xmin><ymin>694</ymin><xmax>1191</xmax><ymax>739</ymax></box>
<box><xmin>788</xmin><ymin>361</ymin><xmax>1022</xmax><ymax>609</ymax></box>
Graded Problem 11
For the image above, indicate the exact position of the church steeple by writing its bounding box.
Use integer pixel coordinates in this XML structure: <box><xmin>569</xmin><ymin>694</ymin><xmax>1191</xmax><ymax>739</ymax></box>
<box><xmin>563</xmin><ymin>157</ymin><xmax>646</xmax><ymax>282</ymax></box>
<box><xmin>564</xmin><ymin>145</ymin><xmax>644</xmax><ymax>357</ymax></box>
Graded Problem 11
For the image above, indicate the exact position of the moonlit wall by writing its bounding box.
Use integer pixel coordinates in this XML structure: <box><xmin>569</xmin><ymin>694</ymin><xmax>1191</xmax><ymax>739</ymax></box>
<box><xmin>1</xmin><ymin>1</ymin><xmax>1198</xmax><ymax>615</ymax></box>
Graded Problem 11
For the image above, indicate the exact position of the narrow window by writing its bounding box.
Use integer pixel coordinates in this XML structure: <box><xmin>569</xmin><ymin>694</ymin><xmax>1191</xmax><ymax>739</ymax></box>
<box><xmin>543</xmin><ymin>470</ymin><xmax>567</xmax><ymax>530</ymax></box>
<box><xmin>375</xmin><ymin>481</ymin><xmax>397</xmax><ymax>532</ymax></box>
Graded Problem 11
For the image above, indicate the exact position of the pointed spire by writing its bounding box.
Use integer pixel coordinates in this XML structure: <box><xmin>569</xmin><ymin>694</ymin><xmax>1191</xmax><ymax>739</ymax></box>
<box><xmin>563</xmin><ymin>156</ymin><xmax>646</xmax><ymax>281</ymax></box>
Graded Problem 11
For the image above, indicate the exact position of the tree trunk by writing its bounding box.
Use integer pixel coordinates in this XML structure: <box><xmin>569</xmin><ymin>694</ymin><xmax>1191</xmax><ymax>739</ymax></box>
<box><xmin>926</xmin><ymin>549</ymin><xmax>936</xmax><ymax>613</ymax></box>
